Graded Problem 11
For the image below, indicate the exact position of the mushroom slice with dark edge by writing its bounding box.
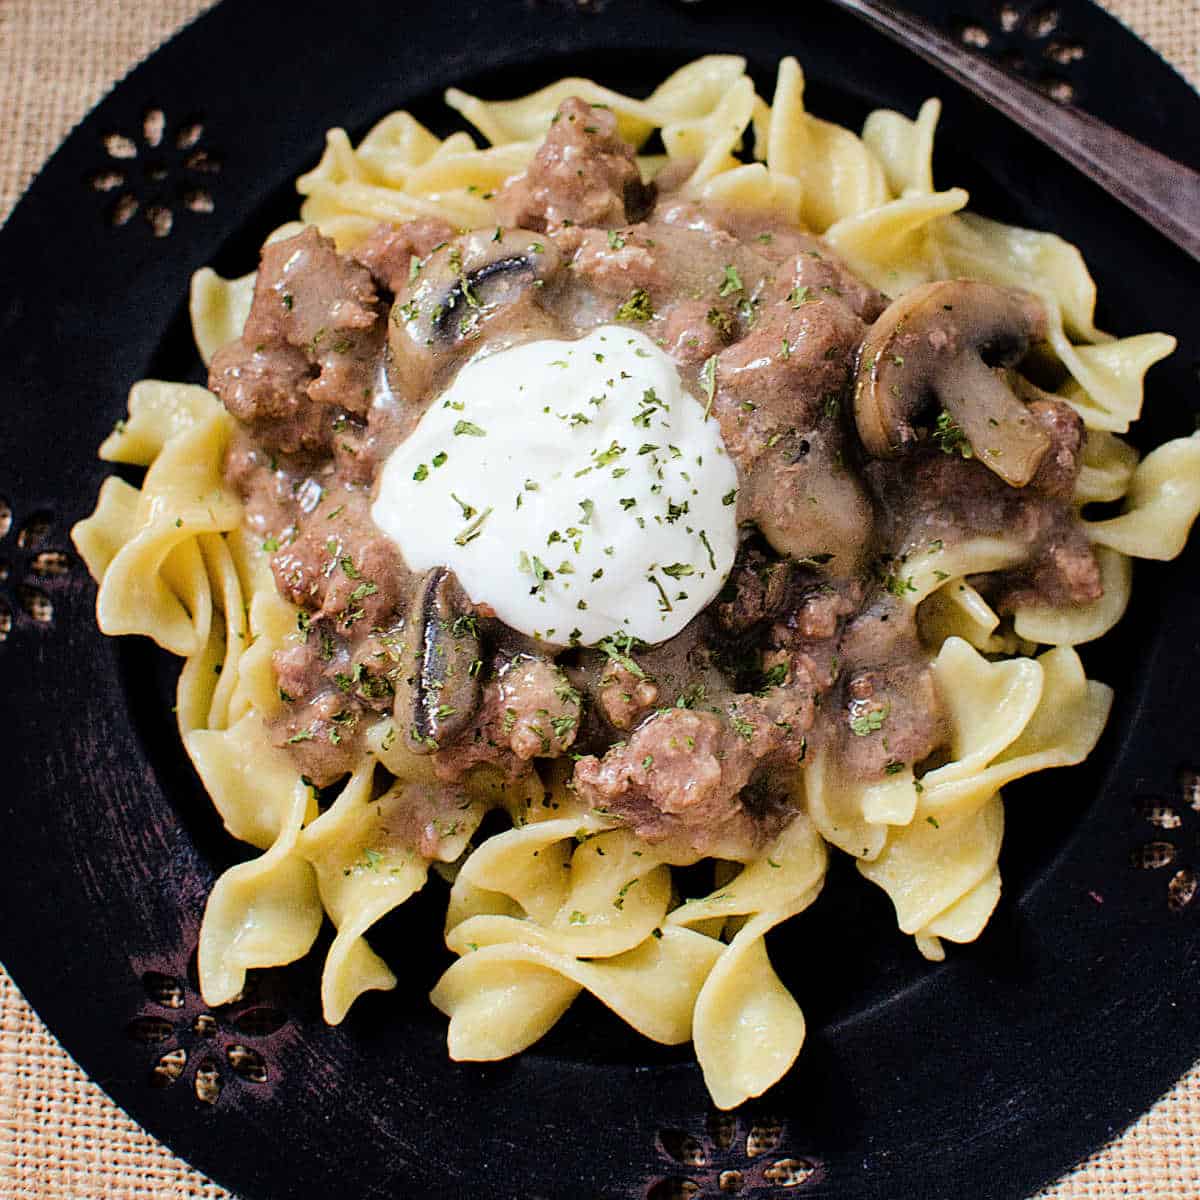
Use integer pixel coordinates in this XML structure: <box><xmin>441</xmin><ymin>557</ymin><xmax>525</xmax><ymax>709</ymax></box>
<box><xmin>854</xmin><ymin>279</ymin><xmax>1052</xmax><ymax>487</ymax></box>
<box><xmin>393</xmin><ymin>566</ymin><xmax>483</xmax><ymax>752</ymax></box>
<box><xmin>394</xmin><ymin>228</ymin><xmax>561</xmax><ymax>347</ymax></box>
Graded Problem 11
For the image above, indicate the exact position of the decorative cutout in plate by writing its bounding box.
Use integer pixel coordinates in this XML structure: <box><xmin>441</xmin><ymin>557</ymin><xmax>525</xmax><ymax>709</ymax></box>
<box><xmin>955</xmin><ymin>2</ymin><xmax>1084</xmax><ymax>101</ymax></box>
<box><xmin>1130</xmin><ymin>770</ymin><xmax>1200</xmax><ymax>913</ymax></box>
<box><xmin>90</xmin><ymin>109</ymin><xmax>220</xmax><ymax>237</ymax></box>
<box><xmin>126</xmin><ymin>956</ymin><xmax>291</xmax><ymax>1108</ymax></box>
<box><xmin>648</xmin><ymin>1111</ymin><xmax>822</xmax><ymax>1197</ymax></box>
<box><xmin>0</xmin><ymin>502</ymin><xmax>72</xmax><ymax>645</ymax></box>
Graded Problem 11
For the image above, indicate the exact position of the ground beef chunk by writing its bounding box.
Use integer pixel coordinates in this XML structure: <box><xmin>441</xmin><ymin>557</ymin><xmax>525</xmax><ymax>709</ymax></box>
<box><xmin>352</xmin><ymin>218</ymin><xmax>456</xmax><ymax>294</ymax></box>
<box><xmin>561</xmin><ymin>226</ymin><xmax>666</xmax><ymax>295</ymax></box>
<box><xmin>572</xmin><ymin>707</ymin><xmax>800</xmax><ymax>857</ymax></box>
<box><xmin>715</xmin><ymin>545</ymin><xmax>794</xmax><ymax>634</ymax></box>
<box><xmin>836</xmin><ymin>602</ymin><xmax>946</xmax><ymax>778</ymax></box>
<box><xmin>787</xmin><ymin>582</ymin><xmax>860</xmax><ymax>642</ymax></box>
<box><xmin>496</xmin><ymin>98</ymin><xmax>654</xmax><ymax>232</ymax></box>
<box><xmin>985</xmin><ymin>524</ymin><xmax>1103</xmax><ymax>613</ymax></box>
<box><xmin>273</xmin><ymin>687</ymin><xmax>364</xmax><ymax>787</ymax></box>
<box><xmin>663</xmin><ymin>299</ymin><xmax>731</xmax><ymax>364</ymax></box>
<box><xmin>268</xmin><ymin>489</ymin><xmax>408</xmax><ymax>627</ymax></box>
<box><xmin>273</xmin><ymin>640</ymin><xmax>330</xmax><ymax>707</ymax></box>
<box><xmin>495</xmin><ymin>657</ymin><xmax>581</xmax><ymax>760</ymax></box>
<box><xmin>659</xmin><ymin>203</ymin><xmax>888</xmax><ymax>322</ymax></box>
<box><xmin>712</xmin><ymin>298</ymin><xmax>864</xmax><ymax>470</ymax></box>
<box><xmin>596</xmin><ymin>664</ymin><xmax>660</xmax><ymax>731</ymax></box>
<box><xmin>1026</xmin><ymin>393</ymin><xmax>1086</xmax><ymax>499</ymax></box>
<box><xmin>245</xmin><ymin>227</ymin><xmax>378</xmax><ymax>349</ymax></box>
<box><xmin>380</xmin><ymin>781</ymin><xmax>477</xmax><ymax>860</ymax></box>
<box><xmin>433</xmin><ymin>656</ymin><xmax>580</xmax><ymax>780</ymax></box>
<box><xmin>704</xmin><ymin>283</ymin><xmax>868</xmax><ymax>566</ymax></box>
<box><xmin>210</xmin><ymin>227</ymin><xmax>384</xmax><ymax>455</ymax></box>
<box><xmin>209</xmin><ymin>342</ymin><xmax>326</xmax><ymax>454</ymax></box>
<box><xmin>841</xmin><ymin>663</ymin><xmax>943</xmax><ymax>777</ymax></box>
<box><xmin>869</xmin><ymin>444</ymin><xmax>1101</xmax><ymax>613</ymax></box>
<box><xmin>775</xmin><ymin>236</ymin><xmax>888</xmax><ymax>323</ymax></box>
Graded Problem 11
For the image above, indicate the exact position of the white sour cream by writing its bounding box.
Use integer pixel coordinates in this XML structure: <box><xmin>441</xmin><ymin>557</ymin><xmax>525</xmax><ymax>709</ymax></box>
<box><xmin>372</xmin><ymin>326</ymin><xmax>738</xmax><ymax>647</ymax></box>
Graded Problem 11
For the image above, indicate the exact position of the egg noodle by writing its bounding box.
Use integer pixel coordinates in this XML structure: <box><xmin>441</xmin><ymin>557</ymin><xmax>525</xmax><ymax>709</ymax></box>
<box><xmin>72</xmin><ymin>56</ymin><xmax>1200</xmax><ymax>1109</ymax></box>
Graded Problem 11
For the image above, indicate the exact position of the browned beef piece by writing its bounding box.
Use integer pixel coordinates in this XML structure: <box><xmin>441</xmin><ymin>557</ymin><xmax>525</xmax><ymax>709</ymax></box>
<box><xmin>869</xmin><ymin>436</ymin><xmax>1102</xmax><ymax>614</ymax></box>
<box><xmin>595</xmin><ymin>664</ymin><xmax>660</xmax><ymax>731</ymax></box>
<box><xmin>352</xmin><ymin>218</ymin><xmax>457</xmax><ymax>293</ymax></box>
<box><xmin>269</xmin><ymin>489</ymin><xmax>408</xmax><ymax>630</ymax></box>
<box><xmin>835</xmin><ymin>602</ymin><xmax>945</xmax><ymax>778</ymax></box>
<box><xmin>787</xmin><ymin>582</ymin><xmax>860</xmax><ymax>641</ymax></box>
<box><xmin>714</xmin><ymin>545</ymin><xmax>794</xmax><ymax>634</ymax></box>
<box><xmin>213</xmin><ymin>227</ymin><xmax>384</xmax><ymax>423</ymax></box>
<box><xmin>559</xmin><ymin>225</ymin><xmax>667</xmax><ymax>295</ymax></box>
<box><xmin>1026</xmin><ymin>395</ymin><xmax>1086</xmax><ymax>500</ymax></box>
<box><xmin>773</xmin><ymin>235</ymin><xmax>889</xmax><ymax>322</ymax></box>
<box><xmin>661</xmin><ymin>202</ymin><xmax>888</xmax><ymax>322</ymax></box>
<box><xmin>380</xmin><ymin>781</ymin><xmax>476</xmax><ymax>860</ymax></box>
<box><xmin>245</xmin><ymin>226</ymin><xmax>379</xmax><ymax>347</ymax></box>
<box><xmin>274</xmin><ymin>641</ymin><xmax>330</xmax><ymax>706</ymax></box>
<box><xmin>271</xmin><ymin>614</ymin><xmax>403</xmax><ymax>784</ymax></box>
<box><xmin>433</xmin><ymin>656</ymin><xmax>579</xmax><ymax>781</ymax></box>
<box><xmin>712</xmin><ymin>298</ymin><xmax>864</xmax><ymax>471</ymax></box>
<box><xmin>272</xmin><ymin>686</ymin><xmax>364</xmax><ymax>787</ymax></box>
<box><xmin>663</xmin><ymin>299</ymin><xmax>732</xmax><ymax>364</ymax></box>
<box><xmin>572</xmin><ymin>693</ymin><xmax>808</xmax><ymax>856</ymax></box>
<box><xmin>496</xmin><ymin>98</ymin><xmax>653</xmax><ymax>232</ymax></box>
<box><xmin>209</xmin><ymin>342</ymin><xmax>327</xmax><ymax>454</ymax></box>
<box><xmin>261</xmin><ymin>231</ymin><xmax>382</xmax><ymax>416</ymax></box>
<box><xmin>986</xmin><ymin>524</ymin><xmax>1103</xmax><ymax>613</ymax></box>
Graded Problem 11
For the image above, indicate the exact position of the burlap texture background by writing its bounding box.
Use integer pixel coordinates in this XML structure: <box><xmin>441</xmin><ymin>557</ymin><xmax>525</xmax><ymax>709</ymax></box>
<box><xmin>1</xmin><ymin>1</ymin><xmax>1197</xmax><ymax>1195</ymax></box>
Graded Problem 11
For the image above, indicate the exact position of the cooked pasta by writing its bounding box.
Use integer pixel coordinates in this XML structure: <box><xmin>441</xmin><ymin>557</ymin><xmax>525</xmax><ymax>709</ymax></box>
<box><xmin>72</xmin><ymin>55</ymin><xmax>1200</xmax><ymax>1110</ymax></box>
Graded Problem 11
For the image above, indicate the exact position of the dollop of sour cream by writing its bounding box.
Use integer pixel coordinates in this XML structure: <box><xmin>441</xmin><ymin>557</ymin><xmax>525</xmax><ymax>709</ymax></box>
<box><xmin>372</xmin><ymin>326</ymin><xmax>738</xmax><ymax>647</ymax></box>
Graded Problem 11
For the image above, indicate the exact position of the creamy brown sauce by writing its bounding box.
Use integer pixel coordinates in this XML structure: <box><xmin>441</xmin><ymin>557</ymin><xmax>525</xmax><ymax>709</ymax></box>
<box><xmin>210</xmin><ymin>97</ymin><xmax>1099</xmax><ymax>859</ymax></box>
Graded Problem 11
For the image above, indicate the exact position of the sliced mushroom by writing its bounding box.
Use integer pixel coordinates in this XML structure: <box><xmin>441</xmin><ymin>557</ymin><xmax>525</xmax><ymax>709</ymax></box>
<box><xmin>392</xmin><ymin>567</ymin><xmax>482</xmax><ymax>753</ymax></box>
<box><xmin>854</xmin><ymin>280</ymin><xmax>1052</xmax><ymax>487</ymax></box>
<box><xmin>391</xmin><ymin>228</ymin><xmax>560</xmax><ymax>347</ymax></box>
<box><xmin>386</xmin><ymin>228</ymin><xmax>561</xmax><ymax>402</ymax></box>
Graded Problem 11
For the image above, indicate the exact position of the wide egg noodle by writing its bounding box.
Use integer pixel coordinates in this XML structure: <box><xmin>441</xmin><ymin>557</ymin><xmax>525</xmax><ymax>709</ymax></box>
<box><xmin>1013</xmin><ymin>545</ymin><xmax>1132</xmax><ymax>648</ymax></box>
<box><xmin>197</xmin><ymin>779</ymin><xmax>324</xmax><ymax>1007</ymax></box>
<box><xmin>431</xmin><ymin>925</ymin><xmax>726</xmax><ymax>1060</ymax></box>
<box><xmin>190</xmin><ymin>269</ymin><xmax>256</xmax><ymax>368</ymax></box>
<box><xmin>859</xmin><ymin>640</ymin><xmax>1112</xmax><ymax>954</ymax></box>
<box><xmin>918</xmin><ymin>579</ymin><xmax>1019</xmax><ymax>657</ymax></box>
<box><xmin>69</xmin><ymin>55</ymin><xmax>1200</xmax><ymax>1109</ymax></box>
<box><xmin>668</xmin><ymin>813</ymin><xmax>828</xmax><ymax>1109</ymax></box>
<box><xmin>226</xmin><ymin>542</ymin><xmax>297</xmax><ymax>720</ymax></box>
<box><xmin>300</xmin><ymin>765</ymin><xmax>458</xmax><ymax>1023</ymax></box>
<box><xmin>72</xmin><ymin>475</ymin><xmax>140</xmax><ymax>583</ymax></box>
<box><xmin>447</xmin><ymin>55</ymin><xmax>749</xmax><ymax>149</ymax></box>
<box><xmin>862</xmin><ymin>96</ymin><xmax>940</xmax><ymax>196</ymax></box>
<box><xmin>86</xmin><ymin>391</ymin><xmax>238</xmax><ymax>657</ymax></box>
<box><xmin>1084</xmin><ymin>433</ymin><xmax>1200</xmax><ymax>561</ymax></box>
<box><xmin>1075</xmin><ymin>429</ymin><xmax>1140</xmax><ymax>505</ymax></box>
<box><xmin>99</xmin><ymin>379</ymin><xmax>223</xmax><ymax>465</ymax></box>
<box><xmin>297</xmin><ymin>123</ymin><xmax>529</xmax><ymax>249</ymax></box>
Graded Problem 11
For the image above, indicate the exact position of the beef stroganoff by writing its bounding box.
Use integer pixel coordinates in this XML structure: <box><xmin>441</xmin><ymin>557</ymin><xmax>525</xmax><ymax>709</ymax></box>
<box><xmin>72</xmin><ymin>56</ymin><xmax>1200</xmax><ymax>1109</ymax></box>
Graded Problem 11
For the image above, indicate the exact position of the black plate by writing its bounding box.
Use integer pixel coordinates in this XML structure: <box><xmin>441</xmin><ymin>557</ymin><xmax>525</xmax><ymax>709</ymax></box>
<box><xmin>2</xmin><ymin>2</ymin><xmax>1198</xmax><ymax>1198</ymax></box>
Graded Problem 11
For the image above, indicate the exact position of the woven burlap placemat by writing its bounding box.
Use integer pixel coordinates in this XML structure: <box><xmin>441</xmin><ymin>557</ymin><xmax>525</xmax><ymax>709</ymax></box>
<box><xmin>1</xmin><ymin>1</ymin><xmax>1198</xmax><ymax>1196</ymax></box>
